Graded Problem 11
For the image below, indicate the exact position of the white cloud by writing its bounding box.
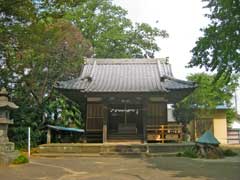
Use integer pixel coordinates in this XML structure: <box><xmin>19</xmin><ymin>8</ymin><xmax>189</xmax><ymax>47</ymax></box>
<box><xmin>113</xmin><ymin>0</ymin><xmax>210</xmax><ymax>79</ymax></box>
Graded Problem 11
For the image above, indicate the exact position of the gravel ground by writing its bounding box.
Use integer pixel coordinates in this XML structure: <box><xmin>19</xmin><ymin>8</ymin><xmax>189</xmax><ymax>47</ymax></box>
<box><xmin>0</xmin><ymin>155</ymin><xmax>240</xmax><ymax>180</ymax></box>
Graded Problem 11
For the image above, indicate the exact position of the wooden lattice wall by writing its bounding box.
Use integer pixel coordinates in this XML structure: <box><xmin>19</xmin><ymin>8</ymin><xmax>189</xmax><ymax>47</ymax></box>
<box><xmin>147</xmin><ymin>102</ymin><xmax>167</xmax><ymax>126</ymax></box>
<box><xmin>86</xmin><ymin>103</ymin><xmax>104</xmax><ymax>131</ymax></box>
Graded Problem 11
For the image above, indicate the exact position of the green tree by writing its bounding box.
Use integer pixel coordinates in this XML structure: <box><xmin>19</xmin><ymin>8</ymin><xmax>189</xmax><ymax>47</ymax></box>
<box><xmin>174</xmin><ymin>73</ymin><xmax>239</xmax><ymax>127</ymax></box>
<box><xmin>0</xmin><ymin>0</ymin><xmax>85</xmax><ymax>55</ymax></box>
<box><xmin>2</xmin><ymin>19</ymin><xmax>92</xmax><ymax>146</ymax></box>
<box><xmin>189</xmin><ymin>0</ymin><xmax>240</xmax><ymax>80</ymax></box>
<box><xmin>65</xmin><ymin>0</ymin><xmax>168</xmax><ymax>58</ymax></box>
<box><xmin>0</xmin><ymin>0</ymin><xmax>168</xmax><ymax>147</ymax></box>
<box><xmin>45</xmin><ymin>94</ymin><xmax>84</xmax><ymax>128</ymax></box>
<box><xmin>0</xmin><ymin>1</ymin><xmax>92</xmax><ymax>148</ymax></box>
<box><xmin>2</xmin><ymin>18</ymin><xmax>91</xmax><ymax>109</ymax></box>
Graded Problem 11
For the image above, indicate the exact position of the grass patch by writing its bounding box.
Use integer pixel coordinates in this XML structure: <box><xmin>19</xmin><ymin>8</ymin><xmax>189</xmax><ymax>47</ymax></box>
<box><xmin>13</xmin><ymin>154</ymin><xmax>29</xmax><ymax>164</ymax></box>
<box><xmin>223</xmin><ymin>149</ymin><xmax>238</xmax><ymax>157</ymax></box>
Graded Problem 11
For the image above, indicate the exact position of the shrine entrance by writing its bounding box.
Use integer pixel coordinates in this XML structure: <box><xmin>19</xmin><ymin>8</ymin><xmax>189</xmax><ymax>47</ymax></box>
<box><xmin>108</xmin><ymin>103</ymin><xmax>143</xmax><ymax>141</ymax></box>
<box><xmin>56</xmin><ymin>58</ymin><xmax>196</xmax><ymax>143</ymax></box>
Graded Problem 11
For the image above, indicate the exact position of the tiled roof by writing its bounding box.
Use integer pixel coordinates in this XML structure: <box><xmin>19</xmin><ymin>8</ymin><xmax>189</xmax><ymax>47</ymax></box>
<box><xmin>56</xmin><ymin>58</ymin><xmax>196</xmax><ymax>93</ymax></box>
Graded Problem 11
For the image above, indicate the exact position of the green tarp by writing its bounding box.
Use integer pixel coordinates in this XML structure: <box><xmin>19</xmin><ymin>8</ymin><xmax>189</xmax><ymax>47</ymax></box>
<box><xmin>196</xmin><ymin>131</ymin><xmax>220</xmax><ymax>145</ymax></box>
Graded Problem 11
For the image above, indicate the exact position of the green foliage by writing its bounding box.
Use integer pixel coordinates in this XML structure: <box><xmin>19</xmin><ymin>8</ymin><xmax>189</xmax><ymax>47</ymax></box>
<box><xmin>45</xmin><ymin>95</ymin><xmax>83</xmax><ymax>128</ymax></box>
<box><xmin>1</xmin><ymin>0</ymin><xmax>167</xmax><ymax>148</ymax></box>
<box><xmin>174</xmin><ymin>73</ymin><xmax>238</xmax><ymax>124</ymax></box>
<box><xmin>226</xmin><ymin>109</ymin><xmax>237</xmax><ymax>124</ymax></box>
<box><xmin>177</xmin><ymin>147</ymin><xmax>198</xmax><ymax>158</ymax></box>
<box><xmin>2</xmin><ymin>19</ymin><xmax>88</xmax><ymax>147</ymax></box>
<box><xmin>189</xmin><ymin>0</ymin><xmax>240</xmax><ymax>80</ymax></box>
<box><xmin>0</xmin><ymin>0</ymin><xmax>90</xmax><ymax>148</ymax></box>
<box><xmin>65</xmin><ymin>0</ymin><xmax>168</xmax><ymax>58</ymax></box>
<box><xmin>223</xmin><ymin>149</ymin><xmax>238</xmax><ymax>156</ymax></box>
<box><xmin>9</xmin><ymin>126</ymin><xmax>43</xmax><ymax>149</ymax></box>
<box><xmin>13</xmin><ymin>154</ymin><xmax>29</xmax><ymax>164</ymax></box>
<box><xmin>176</xmin><ymin>152</ymin><xmax>182</xmax><ymax>157</ymax></box>
<box><xmin>183</xmin><ymin>148</ymin><xmax>198</xmax><ymax>158</ymax></box>
<box><xmin>187</xmin><ymin>73</ymin><xmax>238</xmax><ymax>108</ymax></box>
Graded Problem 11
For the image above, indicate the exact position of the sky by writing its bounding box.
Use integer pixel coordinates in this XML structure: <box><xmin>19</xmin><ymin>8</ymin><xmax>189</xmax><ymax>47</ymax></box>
<box><xmin>113</xmin><ymin>0</ymin><xmax>210</xmax><ymax>79</ymax></box>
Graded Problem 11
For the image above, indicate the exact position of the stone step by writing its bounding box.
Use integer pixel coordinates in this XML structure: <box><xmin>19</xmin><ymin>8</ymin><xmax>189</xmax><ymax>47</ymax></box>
<box><xmin>32</xmin><ymin>153</ymin><xmax>101</xmax><ymax>157</ymax></box>
<box><xmin>145</xmin><ymin>152</ymin><xmax>177</xmax><ymax>157</ymax></box>
<box><xmin>33</xmin><ymin>152</ymin><xmax>147</xmax><ymax>157</ymax></box>
<box><xmin>101</xmin><ymin>146</ymin><xmax>147</xmax><ymax>153</ymax></box>
<box><xmin>148</xmin><ymin>143</ymin><xmax>195</xmax><ymax>153</ymax></box>
<box><xmin>33</xmin><ymin>152</ymin><xmax>178</xmax><ymax>158</ymax></box>
<box><xmin>37</xmin><ymin>143</ymin><xmax>195</xmax><ymax>156</ymax></box>
<box><xmin>99</xmin><ymin>152</ymin><xmax>147</xmax><ymax>157</ymax></box>
<box><xmin>38</xmin><ymin>143</ymin><xmax>147</xmax><ymax>154</ymax></box>
<box><xmin>39</xmin><ymin>144</ymin><xmax>102</xmax><ymax>154</ymax></box>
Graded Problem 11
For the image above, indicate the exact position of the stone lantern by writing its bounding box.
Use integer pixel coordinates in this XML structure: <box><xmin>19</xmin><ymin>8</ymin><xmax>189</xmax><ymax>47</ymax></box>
<box><xmin>0</xmin><ymin>88</ymin><xmax>19</xmax><ymax>164</ymax></box>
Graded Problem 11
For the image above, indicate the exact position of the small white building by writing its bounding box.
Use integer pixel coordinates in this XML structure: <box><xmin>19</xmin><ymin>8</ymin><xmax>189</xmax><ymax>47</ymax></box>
<box><xmin>231</xmin><ymin>87</ymin><xmax>240</xmax><ymax>129</ymax></box>
<box><xmin>228</xmin><ymin>87</ymin><xmax>240</xmax><ymax>144</ymax></box>
<box><xmin>233</xmin><ymin>87</ymin><xmax>240</xmax><ymax>114</ymax></box>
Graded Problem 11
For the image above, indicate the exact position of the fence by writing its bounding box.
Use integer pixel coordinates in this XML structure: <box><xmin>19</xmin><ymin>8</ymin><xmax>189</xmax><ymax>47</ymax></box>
<box><xmin>227</xmin><ymin>129</ymin><xmax>240</xmax><ymax>144</ymax></box>
<box><xmin>147</xmin><ymin>124</ymin><xmax>183</xmax><ymax>143</ymax></box>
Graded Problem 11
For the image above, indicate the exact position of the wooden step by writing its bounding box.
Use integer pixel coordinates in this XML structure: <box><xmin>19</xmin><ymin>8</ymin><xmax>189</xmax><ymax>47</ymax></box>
<box><xmin>86</xmin><ymin>132</ymin><xmax>102</xmax><ymax>142</ymax></box>
<box><xmin>108</xmin><ymin>140</ymin><xmax>142</xmax><ymax>143</ymax></box>
<box><xmin>108</xmin><ymin>134</ymin><xmax>142</xmax><ymax>140</ymax></box>
<box><xmin>108</xmin><ymin>134</ymin><xmax>140</xmax><ymax>137</ymax></box>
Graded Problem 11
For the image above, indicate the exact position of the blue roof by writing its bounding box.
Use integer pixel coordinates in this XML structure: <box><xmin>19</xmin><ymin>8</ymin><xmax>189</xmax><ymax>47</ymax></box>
<box><xmin>47</xmin><ymin>125</ymin><xmax>85</xmax><ymax>133</ymax></box>
<box><xmin>215</xmin><ymin>105</ymin><xmax>229</xmax><ymax>110</ymax></box>
<box><xmin>196</xmin><ymin>131</ymin><xmax>220</xmax><ymax>145</ymax></box>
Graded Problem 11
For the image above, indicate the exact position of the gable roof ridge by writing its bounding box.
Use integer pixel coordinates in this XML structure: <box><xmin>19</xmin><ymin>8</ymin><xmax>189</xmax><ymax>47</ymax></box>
<box><xmin>157</xmin><ymin>59</ymin><xmax>168</xmax><ymax>92</ymax></box>
<box><xmin>55</xmin><ymin>58</ymin><xmax>197</xmax><ymax>92</ymax></box>
<box><xmin>89</xmin><ymin>60</ymin><xmax>97</xmax><ymax>80</ymax></box>
<box><xmin>84</xmin><ymin>58</ymin><xmax>169</xmax><ymax>65</ymax></box>
<box><xmin>163</xmin><ymin>75</ymin><xmax>197</xmax><ymax>86</ymax></box>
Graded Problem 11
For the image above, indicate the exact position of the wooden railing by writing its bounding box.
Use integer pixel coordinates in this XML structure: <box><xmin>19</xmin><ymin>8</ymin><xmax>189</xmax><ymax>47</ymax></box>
<box><xmin>147</xmin><ymin>124</ymin><xmax>183</xmax><ymax>143</ymax></box>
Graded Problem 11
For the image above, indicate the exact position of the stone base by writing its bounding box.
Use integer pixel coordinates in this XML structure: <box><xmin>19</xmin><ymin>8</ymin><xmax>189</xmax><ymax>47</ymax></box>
<box><xmin>0</xmin><ymin>151</ymin><xmax>19</xmax><ymax>165</ymax></box>
<box><xmin>37</xmin><ymin>143</ymin><xmax>195</xmax><ymax>155</ymax></box>
<box><xmin>0</xmin><ymin>142</ymin><xmax>19</xmax><ymax>165</ymax></box>
<box><xmin>0</xmin><ymin>142</ymin><xmax>15</xmax><ymax>152</ymax></box>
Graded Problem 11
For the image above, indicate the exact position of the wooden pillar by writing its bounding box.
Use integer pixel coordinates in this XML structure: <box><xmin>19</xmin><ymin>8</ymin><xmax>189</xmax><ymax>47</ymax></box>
<box><xmin>103</xmin><ymin>105</ymin><xmax>108</xmax><ymax>143</ymax></box>
<box><xmin>142</xmin><ymin>99</ymin><xmax>148</xmax><ymax>144</ymax></box>
<box><xmin>47</xmin><ymin>128</ymin><xmax>51</xmax><ymax>144</ymax></box>
<box><xmin>165</xmin><ymin>102</ymin><xmax>168</xmax><ymax>124</ymax></box>
<box><xmin>194</xmin><ymin>119</ymin><xmax>197</xmax><ymax>140</ymax></box>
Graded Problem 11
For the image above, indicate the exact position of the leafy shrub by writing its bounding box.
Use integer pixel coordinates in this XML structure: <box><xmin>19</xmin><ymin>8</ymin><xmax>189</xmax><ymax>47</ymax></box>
<box><xmin>8</xmin><ymin>127</ymin><xmax>43</xmax><ymax>150</ymax></box>
<box><xmin>183</xmin><ymin>148</ymin><xmax>198</xmax><ymax>158</ymax></box>
<box><xmin>13</xmin><ymin>155</ymin><xmax>29</xmax><ymax>164</ymax></box>
<box><xmin>177</xmin><ymin>147</ymin><xmax>198</xmax><ymax>158</ymax></box>
<box><xmin>176</xmin><ymin>152</ymin><xmax>183</xmax><ymax>157</ymax></box>
<box><xmin>223</xmin><ymin>149</ymin><xmax>238</xmax><ymax>157</ymax></box>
